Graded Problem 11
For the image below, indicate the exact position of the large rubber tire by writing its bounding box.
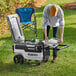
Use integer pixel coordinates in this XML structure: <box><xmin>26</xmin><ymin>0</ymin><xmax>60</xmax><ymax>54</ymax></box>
<box><xmin>14</xmin><ymin>55</ymin><xmax>24</xmax><ymax>64</ymax></box>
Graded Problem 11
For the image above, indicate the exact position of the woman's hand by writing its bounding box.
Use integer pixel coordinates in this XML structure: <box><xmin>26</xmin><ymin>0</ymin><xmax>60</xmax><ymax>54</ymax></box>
<box><xmin>59</xmin><ymin>37</ymin><xmax>63</xmax><ymax>44</ymax></box>
<box><xmin>45</xmin><ymin>36</ymin><xmax>48</xmax><ymax>42</ymax></box>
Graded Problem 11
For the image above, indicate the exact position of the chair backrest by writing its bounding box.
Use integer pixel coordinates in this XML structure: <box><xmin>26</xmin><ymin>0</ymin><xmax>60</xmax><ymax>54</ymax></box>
<box><xmin>7</xmin><ymin>14</ymin><xmax>25</xmax><ymax>43</ymax></box>
<box><xmin>16</xmin><ymin>8</ymin><xmax>35</xmax><ymax>23</ymax></box>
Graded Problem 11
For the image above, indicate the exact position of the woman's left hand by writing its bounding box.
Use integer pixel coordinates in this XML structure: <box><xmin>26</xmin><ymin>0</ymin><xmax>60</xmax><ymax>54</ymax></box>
<box><xmin>59</xmin><ymin>37</ymin><xmax>63</xmax><ymax>44</ymax></box>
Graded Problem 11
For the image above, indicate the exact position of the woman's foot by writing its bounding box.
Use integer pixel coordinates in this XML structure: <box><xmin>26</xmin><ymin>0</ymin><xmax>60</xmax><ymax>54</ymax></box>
<box><xmin>51</xmin><ymin>57</ymin><xmax>57</xmax><ymax>63</ymax></box>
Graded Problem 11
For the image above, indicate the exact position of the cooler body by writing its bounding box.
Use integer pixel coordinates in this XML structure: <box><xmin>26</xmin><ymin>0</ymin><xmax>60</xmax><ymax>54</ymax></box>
<box><xmin>13</xmin><ymin>42</ymin><xmax>50</xmax><ymax>62</ymax></box>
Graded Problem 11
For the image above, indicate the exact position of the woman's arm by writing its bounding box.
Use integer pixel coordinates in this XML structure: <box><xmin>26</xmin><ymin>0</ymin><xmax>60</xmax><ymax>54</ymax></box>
<box><xmin>44</xmin><ymin>28</ymin><xmax>48</xmax><ymax>41</ymax></box>
<box><xmin>59</xmin><ymin>27</ymin><xmax>64</xmax><ymax>44</ymax></box>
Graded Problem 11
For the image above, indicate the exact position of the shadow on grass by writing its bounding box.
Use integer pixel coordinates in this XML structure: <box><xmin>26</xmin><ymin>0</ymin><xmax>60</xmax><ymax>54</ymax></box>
<box><xmin>61</xmin><ymin>8</ymin><xmax>75</xmax><ymax>17</ymax></box>
<box><xmin>35</xmin><ymin>6</ymin><xmax>44</xmax><ymax>18</ymax></box>
<box><xmin>0</xmin><ymin>62</ymin><xmax>41</xmax><ymax>73</ymax></box>
<box><xmin>0</xmin><ymin>37</ymin><xmax>12</xmax><ymax>41</ymax></box>
<box><xmin>36</xmin><ymin>6</ymin><xmax>45</xmax><ymax>13</ymax></box>
<box><xmin>65</xmin><ymin>23</ymin><xmax>76</xmax><ymax>26</ymax></box>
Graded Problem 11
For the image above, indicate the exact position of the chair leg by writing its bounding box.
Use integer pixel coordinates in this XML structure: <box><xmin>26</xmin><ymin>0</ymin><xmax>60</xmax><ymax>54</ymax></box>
<box><xmin>35</xmin><ymin>23</ymin><xmax>37</xmax><ymax>37</ymax></box>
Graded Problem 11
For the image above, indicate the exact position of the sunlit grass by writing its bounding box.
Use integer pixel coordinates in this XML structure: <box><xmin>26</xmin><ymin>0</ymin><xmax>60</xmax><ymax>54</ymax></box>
<box><xmin>0</xmin><ymin>0</ymin><xmax>76</xmax><ymax>76</ymax></box>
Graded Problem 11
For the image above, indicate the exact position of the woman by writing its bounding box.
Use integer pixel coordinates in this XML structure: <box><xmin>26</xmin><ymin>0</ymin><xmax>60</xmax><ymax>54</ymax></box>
<box><xmin>42</xmin><ymin>4</ymin><xmax>65</xmax><ymax>62</ymax></box>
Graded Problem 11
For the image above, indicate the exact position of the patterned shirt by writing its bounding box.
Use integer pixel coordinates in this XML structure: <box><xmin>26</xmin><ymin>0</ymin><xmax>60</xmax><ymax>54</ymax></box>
<box><xmin>42</xmin><ymin>4</ymin><xmax>65</xmax><ymax>29</ymax></box>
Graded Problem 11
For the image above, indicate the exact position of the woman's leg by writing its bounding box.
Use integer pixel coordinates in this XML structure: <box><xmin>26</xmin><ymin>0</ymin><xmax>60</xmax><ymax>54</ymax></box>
<box><xmin>43</xmin><ymin>26</ymin><xmax>50</xmax><ymax>61</ymax></box>
<box><xmin>44</xmin><ymin>25</ymin><xmax>50</xmax><ymax>39</ymax></box>
<box><xmin>53</xmin><ymin>27</ymin><xmax>58</xmax><ymax>61</ymax></box>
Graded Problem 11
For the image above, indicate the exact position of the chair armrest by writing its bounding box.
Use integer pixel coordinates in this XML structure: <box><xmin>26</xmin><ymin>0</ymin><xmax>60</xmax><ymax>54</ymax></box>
<box><xmin>34</xmin><ymin>13</ymin><xmax>36</xmax><ymax>24</ymax></box>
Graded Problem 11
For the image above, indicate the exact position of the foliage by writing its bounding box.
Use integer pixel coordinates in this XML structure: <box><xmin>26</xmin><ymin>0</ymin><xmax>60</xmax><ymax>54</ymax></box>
<box><xmin>0</xmin><ymin>0</ymin><xmax>37</xmax><ymax>10</ymax></box>
<box><xmin>0</xmin><ymin>0</ymin><xmax>7</xmax><ymax>10</ymax></box>
<box><xmin>0</xmin><ymin>0</ymin><xmax>37</xmax><ymax>12</ymax></box>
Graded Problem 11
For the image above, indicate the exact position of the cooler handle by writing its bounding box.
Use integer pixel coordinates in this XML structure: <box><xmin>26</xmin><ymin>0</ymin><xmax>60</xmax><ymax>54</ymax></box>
<box><xmin>57</xmin><ymin>45</ymin><xmax>69</xmax><ymax>51</ymax></box>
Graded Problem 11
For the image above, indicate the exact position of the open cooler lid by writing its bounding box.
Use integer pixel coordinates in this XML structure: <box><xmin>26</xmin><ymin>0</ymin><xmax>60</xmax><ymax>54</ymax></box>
<box><xmin>7</xmin><ymin>14</ymin><xmax>25</xmax><ymax>43</ymax></box>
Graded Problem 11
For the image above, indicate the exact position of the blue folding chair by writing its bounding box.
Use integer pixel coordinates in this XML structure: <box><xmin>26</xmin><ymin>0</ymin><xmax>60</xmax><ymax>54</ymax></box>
<box><xmin>16</xmin><ymin>8</ymin><xmax>37</xmax><ymax>36</ymax></box>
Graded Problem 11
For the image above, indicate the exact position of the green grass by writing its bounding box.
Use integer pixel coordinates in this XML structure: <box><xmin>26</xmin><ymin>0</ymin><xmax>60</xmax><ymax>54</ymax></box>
<box><xmin>0</xmin><ymin>0</ymin><xmax>76</xmax><ymax>76</ymax></box>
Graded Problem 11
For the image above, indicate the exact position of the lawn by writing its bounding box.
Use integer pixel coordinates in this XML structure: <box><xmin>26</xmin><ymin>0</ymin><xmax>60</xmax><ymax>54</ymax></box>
<box><xmin>0</xmin><ymin>0</ymin><xmax>76</xmax><ymax>76</ymax></box>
